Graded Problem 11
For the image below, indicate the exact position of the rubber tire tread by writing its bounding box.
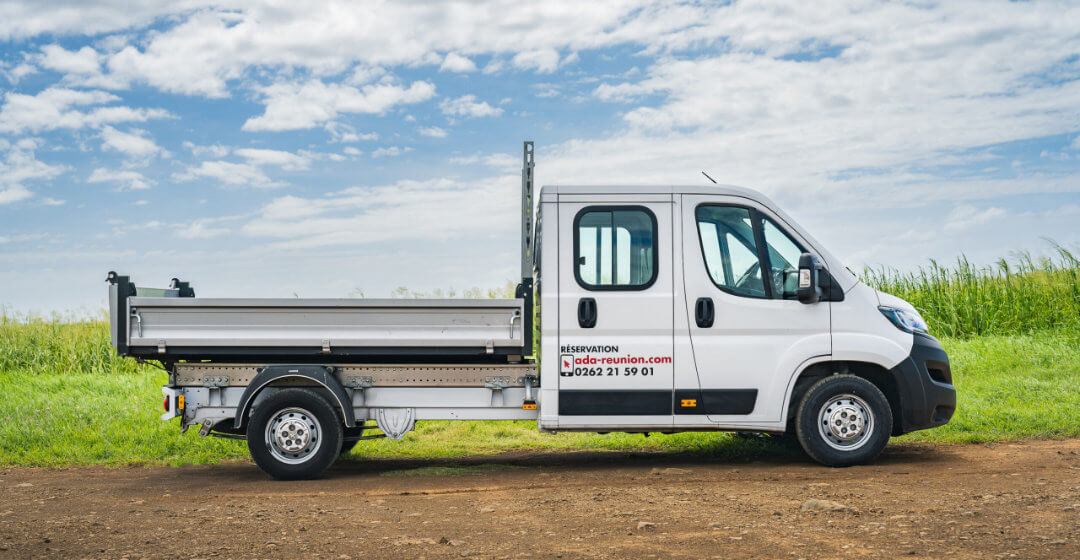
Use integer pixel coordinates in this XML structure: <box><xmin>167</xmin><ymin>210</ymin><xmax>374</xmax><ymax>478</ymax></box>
<box><xmin>246</xmin><ymin>388</ymin><xmax>343</xmax><ymax>480</ymax></box>
<box><xmin>795</xmin><ymin>374</ymin><xmax>892</xmax><ymax>467</ymax></box>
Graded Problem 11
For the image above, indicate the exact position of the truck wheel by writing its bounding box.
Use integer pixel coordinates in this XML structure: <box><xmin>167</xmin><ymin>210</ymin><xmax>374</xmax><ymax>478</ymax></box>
<box><xmin>795</xmin><ymin>375</ymin><xmax>892</xmax><ymax>467</ymax></box>
<box><xmin>246</xmin><ymin>389</ymin><xmax>343</xmax><ymax>480</ymax></box>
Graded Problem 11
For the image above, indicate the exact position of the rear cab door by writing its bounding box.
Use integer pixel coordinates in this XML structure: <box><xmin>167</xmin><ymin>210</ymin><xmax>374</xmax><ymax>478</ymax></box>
<box><xmin>555</xmin><ymin>194</ymin><xmax>675</xmax><ymax>428</ymax></box>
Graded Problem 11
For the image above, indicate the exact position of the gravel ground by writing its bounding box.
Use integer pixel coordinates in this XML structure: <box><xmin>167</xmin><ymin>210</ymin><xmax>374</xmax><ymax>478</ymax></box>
<box><xmin>1</xmin><ymin>439</ymin><xmax>1078</xmax><ymax>559</ymax></box>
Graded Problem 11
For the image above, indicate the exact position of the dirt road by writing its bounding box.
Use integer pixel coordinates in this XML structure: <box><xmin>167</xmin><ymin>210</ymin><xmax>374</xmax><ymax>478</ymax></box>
<box><xmin>1</xmin><ymin>439</ymin><xmax>1078</xmax><ymax>559</ymax></box>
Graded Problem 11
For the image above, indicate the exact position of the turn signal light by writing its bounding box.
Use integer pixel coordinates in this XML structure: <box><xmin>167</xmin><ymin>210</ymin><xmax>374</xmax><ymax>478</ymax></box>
<box><xmin>522</xmin><ymin>401</ymin><xmax>537</xmax><ymax>410</ymax></box>
<box><xmin>177</xmin><ymin>394</ymin><xmax>185</xmax><ymax>410</ymax></box>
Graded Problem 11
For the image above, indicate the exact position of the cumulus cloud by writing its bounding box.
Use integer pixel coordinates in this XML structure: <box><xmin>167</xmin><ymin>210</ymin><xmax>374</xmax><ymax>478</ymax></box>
<box><xmin>0</xmin><ymin>3</ymin><xmax>705</xmax><ymax>95</ymax></box>
<box><xmin>87</xmin><ymin>167</ymin><xmax>152</xmax><ymax>191</ymax></box>
<box><xmin>511</xmin><ymin>48</ymin><xmax>561</xmax><ymax>73</ymax></box>
<box><xmin>100</xmin><ymin>126</ymin><xmax>164</xmax><ymax>158</ymax></box>
<box><xmin>371</xmin><ymin>146</ymin><xmax>412</xmax><ymax>159</ymax></box>
<box><xmin>439</xmin><ymin>95</ymin><xmax>503</xmax><ymax>118</ymax></box>
<box><xmin>173</xmin><ymin>160</ymin><xmax>281</xmax><ymax>189</ymax></box>
<box><xmin>241</xmin><ymin>177</ymin><xmax>518</xmax><ymax>249</ymax></box>
<box><xmin>418</xmin><ymin>126</ymin><xmax>447</xmax><ymax>138</ymax></box>
<box><xmin>234</xmin><ymin>148</ymin><xmax>311</xmax><ymax>171</ymax></box>
<box><xmin>242</xmin><ymin>79</ymin><xmax>436</xmax><ymax>131</ymax></box>
<box><xmin>0</xmin><ymin>87</ymin><xmax>169</xmax><ymax>133</ymax></box>
<box><xmin>0</xmin><ymin>184</ymin><xmax>33</xmax><ymax>205</ymax></box>
<box><xmin>439</xmin><ymin>53</ymin><xmax>476</xmax><ymax>73</ymax></box>
<box><xmin>0</xmin><ymin>140</ymin><xmax>67</xmax><ymax>204</ymax></box>
<box><xmin>176</xmin><ymin>218</ymin><xmax>230</xmax><ymax>239</ymax></box>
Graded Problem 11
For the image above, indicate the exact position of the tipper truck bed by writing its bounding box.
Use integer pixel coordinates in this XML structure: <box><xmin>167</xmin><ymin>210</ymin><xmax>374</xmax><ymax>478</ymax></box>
<box><xmin>108</xmin><ymin>141</ymin><xmax>956</xmax><ymax>479</ymax></box>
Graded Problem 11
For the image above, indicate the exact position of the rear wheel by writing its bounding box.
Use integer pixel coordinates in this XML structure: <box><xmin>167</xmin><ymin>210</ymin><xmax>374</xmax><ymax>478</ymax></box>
<box><xmin>795</xmin><ymin>375</ymin><xmax>892</xmax><ymax>467</ymax></box>
<box><xmin>246</xmin><ymin>389</ymin><xmax>343</xmax><ymax>480</ymax></box>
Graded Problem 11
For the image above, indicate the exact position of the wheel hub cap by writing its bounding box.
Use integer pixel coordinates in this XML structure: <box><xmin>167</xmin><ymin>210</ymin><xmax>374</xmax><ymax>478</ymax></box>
<box><xmin>265</xmin><ymin>407</ymin><xmax>321</xmax><ymax>464</ymax></box>
<box><xmin>818</xmin><ymin>394</ymin><xmax>874</xmax><ymax>451</ymax></box>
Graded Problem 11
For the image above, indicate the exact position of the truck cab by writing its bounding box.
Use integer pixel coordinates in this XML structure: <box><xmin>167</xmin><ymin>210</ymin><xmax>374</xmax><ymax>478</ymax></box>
<box><xmin>536</xmin><ymin>185</ymin><xmax>955</xmax><ymax>463</ymax></box>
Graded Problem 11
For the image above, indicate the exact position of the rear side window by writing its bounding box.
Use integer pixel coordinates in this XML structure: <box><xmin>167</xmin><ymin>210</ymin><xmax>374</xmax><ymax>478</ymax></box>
<box><xmin>575</xmin><ymin>206</ymin><xmax>657</xmax><ymax>290</ymax></box>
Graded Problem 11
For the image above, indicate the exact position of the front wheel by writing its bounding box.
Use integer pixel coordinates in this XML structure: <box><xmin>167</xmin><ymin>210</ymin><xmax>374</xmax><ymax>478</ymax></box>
<box><xmin>246</xmin><ymin>389</ymin><xmax>343</xmax><ymax>480</ymax></box>
<box><xmin>795</xmin><ymin>375</ymin><xmax>892</xmax><ymax>467</ymax></box>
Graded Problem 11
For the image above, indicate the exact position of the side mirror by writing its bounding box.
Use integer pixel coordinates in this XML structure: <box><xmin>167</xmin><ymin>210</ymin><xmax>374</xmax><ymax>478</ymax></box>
<box><xmin>797</xmin><ymin>253</ymin><xmax>823</xmax><ymax>304</ymax></box>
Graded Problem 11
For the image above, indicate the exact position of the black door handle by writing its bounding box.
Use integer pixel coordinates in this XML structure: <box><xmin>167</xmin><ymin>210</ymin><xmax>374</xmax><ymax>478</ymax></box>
<box><xmin>695</xmin><ymin>297</ymin><xmax>714</xmax><ymax>328</ymax></box>
<box><xmin>578</xmin><ymin>297</ymin><xmax>597</xmax><ymax>328</ymax></box>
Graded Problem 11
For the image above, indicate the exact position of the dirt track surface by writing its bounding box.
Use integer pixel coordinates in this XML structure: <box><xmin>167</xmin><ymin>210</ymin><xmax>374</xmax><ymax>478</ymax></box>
<box><xmin>2</xmin><ymin>440</ymin><xmax>1079</xmax><ymax>560</ymax></box>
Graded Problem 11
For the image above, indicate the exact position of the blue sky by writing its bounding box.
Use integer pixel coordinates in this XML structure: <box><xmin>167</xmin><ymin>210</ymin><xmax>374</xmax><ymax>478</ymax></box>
<box><xmin>0</xmin><ymin>1</ymin><xmax>1078</xmax><ymax>314</ymax></box>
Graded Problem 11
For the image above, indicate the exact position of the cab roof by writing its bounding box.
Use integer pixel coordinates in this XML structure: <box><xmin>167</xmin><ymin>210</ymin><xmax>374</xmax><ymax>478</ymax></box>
<box><xmin>539</xmin><ymin>184</ymin><xmax>773</xmax><ymax>202</ymax></box>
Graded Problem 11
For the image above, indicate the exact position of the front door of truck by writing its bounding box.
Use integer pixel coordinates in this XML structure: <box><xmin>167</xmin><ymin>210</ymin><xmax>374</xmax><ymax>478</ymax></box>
<box><xmin>556</xmin><ymin>197</ymin><xmax>675</xmax><ymax>427</ymax></box>
<box><xmin>679</xmin><ymin>195</ymin><xmax>831</xmax><ymax>426</ymax></box>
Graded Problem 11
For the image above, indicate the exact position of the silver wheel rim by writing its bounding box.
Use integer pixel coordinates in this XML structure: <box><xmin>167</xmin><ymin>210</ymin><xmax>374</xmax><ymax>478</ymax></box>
<box><xmin>265</xmin><ymin>407</ymin><xmax>321</xmax><ymax>464</ymax></box>
<box><xmin>817</xmin><ymin>393</ymin><xmax>874</xmax><ymax>451</ymax></box>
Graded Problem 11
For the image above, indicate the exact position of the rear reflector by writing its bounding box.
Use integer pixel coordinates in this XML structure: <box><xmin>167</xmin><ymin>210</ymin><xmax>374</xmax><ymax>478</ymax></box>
<box><xmin>163</xmin><ymin>395</ymin><xmax>170</xmax><ymax>412</ymax></box>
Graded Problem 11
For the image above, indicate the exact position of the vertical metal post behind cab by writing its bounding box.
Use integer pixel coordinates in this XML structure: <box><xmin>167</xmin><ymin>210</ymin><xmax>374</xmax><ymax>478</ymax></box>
<box><xmin>521</xmin><ymin>141</ymin><xmax>535</xmax><ymax>279</ymax></box>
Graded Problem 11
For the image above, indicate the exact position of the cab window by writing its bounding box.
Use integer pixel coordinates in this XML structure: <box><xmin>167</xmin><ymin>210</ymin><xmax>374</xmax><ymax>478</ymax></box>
<box><xmin>575</xmin><ymin>207</ymin><xmax>657</xmax><ymax>290</ymax></box>
<box><xmin>695</xmin><ymin>205</ymin><xmax>806</xmax><ymax>300</ymax></box>
<box><xmin>695</xmin><ymin>206</ymin><xmax>766</xmax><ymax>298</ymax></box>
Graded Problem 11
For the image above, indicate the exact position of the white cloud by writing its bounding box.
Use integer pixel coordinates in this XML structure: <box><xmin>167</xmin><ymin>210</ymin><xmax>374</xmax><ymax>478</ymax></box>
<box><xmin>1</xmin><ymin>61</ymin><xmax>37</xmax><ymax>83</ymax></box>
<box><xmin>173</xmin><ymin>160</ymin><xmax>281</xmax><ymax>188</ymax></box>
<box><xmin>511</xmin><ymin>48</ymin><xmax>561</xmax><ymax>73</ymax></box>
<box><xmin>448</xmin><ymin>152</ymin><xmax>517</xmax><ymax>171</ymax></box>
<box><xmin>0</xmin><ymin>184</ymin><xmax>33</xmax><ymax>205</ymax></box>
<box><xmin>234</xmin><ymin>148</ymin><xmax>311</xmax><ymax>171</ymax></box>
<box><xmin>0</xmin><ymin>87</ymin><xmax>169</xmax><ymax>133</ymax></box>
<box><xmin>439</xmin><ymin>52</ymin><xmax>476</xmax><ymax>73</ymax></box>
<box><xmin>3</xmin><ymin>3</ymin><xmax>705</xmax><ymax>96</ymax></box>
<box><xmin>177</xmin><ymin>218</ymin><xmax>230</xmax><ymax>239</ymax></box>
<box><xmin>182</xmin><ymin>141</ymin><xmax>230</xmax><ymax>158</ymax></box>
<box><xmin>87</xmin><ymin>167</ymin><xmax>152</xmax><ymax>191</ymax></box>
<box><xmin>325</xmin><ymin>122</ymin><xmax>378</xmax><ymax>142</ymax></box>
<box><xmin>439</xmin><ymin>95</ymin><xmax>503</xmax><ymax>118</ymax></box>
<box><xmin>944</xmin><ymin>206</ymin><xmax>1007</xmax><ymax>233</ymax></box>
<box><xmin>41</xmin><ymin>197</ymin><xmax>66</xmax><ymax>206</ymax></box>
<box><xmin>39</xmin><ymin>44</ymin><xmax>100</xmax><ymax>74</ymax></box>
<box><xmin>343</xmin><ymin>146</ymin><xmax>362</xmax><ymax>156</ymax></box>
<box><xmin>100</xmin><ymin>126</ymin><xmax>164</xmax><ymax>158</ymax></box>
<box><xmin>38</xmin><ymin>44</ymin><xmax>125</xmax><ymax>89</ymax></box>
<box><xmin>371</xmin><ymin>146</ymin><xmax>412</xmax><ymax>159</ymax></box>
<box><xmin>0</xmin><ymin>141</ymin><xmax>67</xmax><ymax>204</ymax></box>
<box><xmin>418</xmin><ymin>126</ymin><xmax>447</xmax><ymax>138</ymax></box>
<box><xmin>241</xmin><ymin>177</ymin><xmax>519</xmax><ymax>249</ymax></box>
<box><xmin>243</xmin><ymin>79</ymin><xmax>436</xmax><ymax>131</ymax></box>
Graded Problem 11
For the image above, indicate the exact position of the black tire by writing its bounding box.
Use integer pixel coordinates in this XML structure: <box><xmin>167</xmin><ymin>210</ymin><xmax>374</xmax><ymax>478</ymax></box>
<box><xmin>795</xmin><ymin>374</ymin><xmax>892</xmax><ymax>467</ymax></box>
<box><xmin>246</xmin><ymin>389</ymin><xmax>343</xmax><ymax>480</ymax></box>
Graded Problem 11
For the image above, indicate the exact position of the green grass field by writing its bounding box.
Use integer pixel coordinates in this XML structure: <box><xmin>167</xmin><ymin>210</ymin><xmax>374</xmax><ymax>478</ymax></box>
<box><xmin>1</xmin><ymin>248</ymin><xmax>1077</xmax><ymax>467</ymax></box>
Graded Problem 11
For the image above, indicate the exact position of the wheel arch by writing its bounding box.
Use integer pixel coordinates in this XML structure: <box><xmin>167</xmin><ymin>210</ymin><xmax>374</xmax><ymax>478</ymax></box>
<box><xmin>783</xmin><ymin>359</ymin><xmax>904</xmax><ymax>436</ymax></box>
<box><xmin>232</xmin><ymin>365</ymin><xmax>355</xmax><ymax>430</ymax></box>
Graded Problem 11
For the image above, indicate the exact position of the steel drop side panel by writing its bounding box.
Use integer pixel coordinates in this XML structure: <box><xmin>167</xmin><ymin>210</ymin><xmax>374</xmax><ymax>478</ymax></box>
<box><xmin>117</xmin><ymin>296</ymin><xmax>526</xmax><ymax>359</ymax></box>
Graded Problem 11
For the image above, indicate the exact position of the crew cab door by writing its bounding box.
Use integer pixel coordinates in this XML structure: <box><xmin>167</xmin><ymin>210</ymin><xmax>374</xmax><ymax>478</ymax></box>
<box><xmin>679</xmin><ymin>195</ymin><xmax>831</xmax><ymax>426</ymax></box>
<box><xmin>556</xmin><ymin>197</ymin><xmax>674</xmax><ymax>427</ymax></box>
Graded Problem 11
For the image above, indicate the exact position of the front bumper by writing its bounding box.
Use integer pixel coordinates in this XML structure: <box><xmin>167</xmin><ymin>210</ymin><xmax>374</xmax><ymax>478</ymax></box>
<box><xmin>890</xmin><ymin>332</ymin><xmax>956</xmax><ymax>435</ymax></box>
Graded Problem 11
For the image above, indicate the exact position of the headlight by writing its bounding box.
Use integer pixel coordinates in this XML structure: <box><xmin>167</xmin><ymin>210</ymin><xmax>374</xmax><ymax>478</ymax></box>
<box><xmin>878</xmin><ymin>306</ymin><xmax>929</xmax><ymax>334</ymax></box>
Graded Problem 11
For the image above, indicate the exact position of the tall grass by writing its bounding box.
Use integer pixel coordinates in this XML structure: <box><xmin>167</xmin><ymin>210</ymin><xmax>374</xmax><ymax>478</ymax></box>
<box><xmin>0</xmin><ymin>313</ymin><xmax>141</xmax><ymax>375</ymax></box>
<box><xmin>863</xmin><ymin>244</ymin><xmax>1080</xmax><ymax>338</ymax></box>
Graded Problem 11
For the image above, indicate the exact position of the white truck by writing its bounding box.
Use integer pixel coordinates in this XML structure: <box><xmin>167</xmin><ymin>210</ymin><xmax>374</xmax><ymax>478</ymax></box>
<box><xmin>108</xmin><ymin>142</ymin><xmax>956</xmax><ymax>479</ymax></box>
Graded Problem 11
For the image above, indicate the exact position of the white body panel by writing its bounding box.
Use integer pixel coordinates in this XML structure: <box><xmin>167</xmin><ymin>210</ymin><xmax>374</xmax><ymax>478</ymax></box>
<box><xmin>555</xmin><ymin>196</ymin><xmax>675</xmax><ymax>428</ymax></box>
